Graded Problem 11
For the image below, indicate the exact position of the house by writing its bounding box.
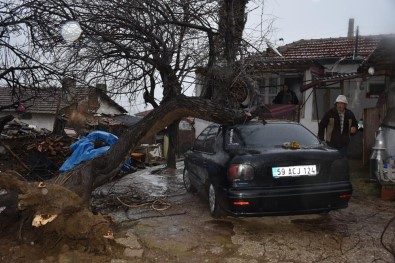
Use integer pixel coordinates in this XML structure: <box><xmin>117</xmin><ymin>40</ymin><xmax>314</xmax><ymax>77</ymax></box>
<box><xmin>0</xmin><ymin>80</ymin><xmax>127</xmax><ymax>133</ymax></box>
<box><xmin>265</xmin><ymin>33</ymin><xmax>395</xmax><ymax>162</ymax></box>
<box><xmin>253</xmin><ymin>33</ymin><xmax>389</xmax><ymax>134</ymax></box>
<box><xmin>195</xmin><ymin>19</ymin><xmax>394</xmax><ymax>162</ymax></box>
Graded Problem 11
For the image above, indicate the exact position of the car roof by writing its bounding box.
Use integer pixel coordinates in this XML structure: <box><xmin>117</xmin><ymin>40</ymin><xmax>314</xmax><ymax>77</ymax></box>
<box><xmin>207</xmin><ymin>119</ymin><xmax>301</xmax><ymax>129</ymax></box>
<box><xmin>234</xmin><ymin>119</ymin><xmax>300</xmax><ymax>126</ymax></box>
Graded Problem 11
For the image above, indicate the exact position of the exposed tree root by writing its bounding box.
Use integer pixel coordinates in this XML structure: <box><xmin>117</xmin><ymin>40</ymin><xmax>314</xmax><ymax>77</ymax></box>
<box><xmin>0</xmin><ymin>170</ymin><xmax>114</xmax><ymax>254</ymax></box>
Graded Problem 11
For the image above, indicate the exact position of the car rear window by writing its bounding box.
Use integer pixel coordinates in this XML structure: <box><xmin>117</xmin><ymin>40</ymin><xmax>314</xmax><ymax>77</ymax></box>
<box><xmin>225</xmin><ymin>123</ymin><xmax>320</xmax><ymax>148</ymax></box>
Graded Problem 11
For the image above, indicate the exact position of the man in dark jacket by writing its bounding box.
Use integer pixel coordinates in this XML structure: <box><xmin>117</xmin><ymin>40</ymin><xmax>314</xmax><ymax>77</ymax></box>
<box><xmin>272</xmin><ymin>84</ymin><xmax>299</xmax><ymax>104</ymax></box>
<box><xmin>318</xmin><ymin>95</ymin><xmax>358</xmax><ymax>157</ymax></box>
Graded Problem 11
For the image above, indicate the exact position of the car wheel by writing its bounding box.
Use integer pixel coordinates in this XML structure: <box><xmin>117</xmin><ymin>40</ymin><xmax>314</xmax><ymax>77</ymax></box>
<box><xmin>183</xmin><ymin>168</ymin><xmax>196</xmax><ymax>193</ymax></box>
<box><xmin>208</xmin><ymin>183</ymin><xmax>224</xmax><ymax>218</ymax></box>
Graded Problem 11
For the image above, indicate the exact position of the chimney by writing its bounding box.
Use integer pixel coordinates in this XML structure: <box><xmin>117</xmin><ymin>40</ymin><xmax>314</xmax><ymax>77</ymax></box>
<box><xmin>347</xmin><ymin>18</ymin><xmax>354</xmax><ymax>38</ymax></box>
<box><xmin>61</xmin><ymin>77</ymin><xmax>77</xmax><ymax>102</ymax></box>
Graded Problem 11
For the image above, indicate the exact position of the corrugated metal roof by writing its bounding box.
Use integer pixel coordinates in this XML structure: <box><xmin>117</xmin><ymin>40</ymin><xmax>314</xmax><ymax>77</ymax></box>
<box><xmin>301</xmin><ymin>72</ymin><xmax>363</xmax><ymax>91</ymax></box>
<box><xmin>111</xmin><ymin>114</ymin><xmax>141</xmax><ymax>127</ymax></box>
<box><xmin>244</xmin><ymin>58</ymin><xmax>323</xmax><ymax>72</ymax></box>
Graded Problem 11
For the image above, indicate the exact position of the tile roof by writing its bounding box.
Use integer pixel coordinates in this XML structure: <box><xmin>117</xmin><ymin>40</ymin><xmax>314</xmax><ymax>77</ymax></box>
<box><xmin>0</xmin><ymin>88</ymin><xmax>68</xmax><ymax>114</ymax></box>
<box><xmin>0</xmin><ymin>87</ymin><xmax>126</xmax><ymax>114</ymax></box>
<box><xmin>272</xmin><ymin>35</ymin><xmax>389</xmax><ymax>60</ymax></box>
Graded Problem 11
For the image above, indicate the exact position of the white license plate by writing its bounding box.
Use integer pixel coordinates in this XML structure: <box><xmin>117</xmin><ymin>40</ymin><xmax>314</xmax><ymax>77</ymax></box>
<box><xmin>272</xmin><ymin>165</ymin><xmax>317</xmax><ymax>178</ymax></box>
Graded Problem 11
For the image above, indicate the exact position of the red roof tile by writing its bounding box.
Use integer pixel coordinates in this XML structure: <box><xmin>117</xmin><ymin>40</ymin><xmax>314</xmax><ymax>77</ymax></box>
<box><xmin>274</xmin><ymin>35</ymin><xmax>388</xmax><ymax>59</ymax></box>
<box><xmin>0</xmin><ymin>88</ymin><xmax>68</xmax><ymax>114</ymax></box>
<box><xmin>0</xmin><ymin>87</ymin><xmax>126</xmax><ymax>114</ymax></box>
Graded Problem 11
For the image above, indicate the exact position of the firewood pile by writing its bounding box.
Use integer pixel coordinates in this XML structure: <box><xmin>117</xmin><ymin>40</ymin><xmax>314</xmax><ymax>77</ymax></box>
<box><xmin>0</xmin><ymin>119</ymin><xmax>77</xmax><ymax>181</ymax></box>
<box><xmin>25</xmin><ymin>136</ymin><xmax>73</xmax><ymax>158</ymax></box>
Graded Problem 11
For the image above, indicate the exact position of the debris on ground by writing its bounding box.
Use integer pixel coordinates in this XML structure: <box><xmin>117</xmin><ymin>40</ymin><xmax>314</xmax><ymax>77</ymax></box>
<box><xmin>0</xmin><ymin>130</ymin><xmax>75</xmax><ymax>180</ymax></box>
<box><xmin>0</xmin><ymin>116</ymin><xmax>166</xmax><ymax>181</ymax></box>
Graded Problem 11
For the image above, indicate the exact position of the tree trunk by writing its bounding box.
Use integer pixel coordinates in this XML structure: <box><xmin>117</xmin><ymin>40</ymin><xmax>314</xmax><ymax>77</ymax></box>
<box><xmin>166</xmin><ymin>121</ymin><xmax>179</xmax><ymax>169</ymax></box>
<box><xmin>218</xmin><ymin>0</ymin><xmax>248</xmax><ymax>63</ymax></box>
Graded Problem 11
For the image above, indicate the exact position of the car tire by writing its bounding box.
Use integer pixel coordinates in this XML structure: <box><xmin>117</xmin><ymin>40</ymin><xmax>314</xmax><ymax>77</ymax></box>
<box><xmin>208</xmin><ymin>183</ymin><xmax>224</xmax><ymax>218</ymax></box>
<box><xmin>183</xmin><ymin>168</ymin><xmax>196</xmax><ymax>193</ymax></box>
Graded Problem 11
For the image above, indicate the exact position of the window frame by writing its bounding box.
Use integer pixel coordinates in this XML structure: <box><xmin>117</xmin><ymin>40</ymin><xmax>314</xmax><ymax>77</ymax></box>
<box><xmin>193</xmin><ymin>125</ymin><xmax>219</xmax><ymax>153</ymax></box>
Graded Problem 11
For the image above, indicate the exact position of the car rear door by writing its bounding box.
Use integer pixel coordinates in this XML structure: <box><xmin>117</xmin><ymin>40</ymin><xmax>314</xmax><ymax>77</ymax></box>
<box><xmin>197</xmin><ymin>125</ymin><xmax>220</xmax><ymax>186</ymax></box>
<box><xmin>185</xmin><ymin>125</ymin><xmax>219</xmax><ymax>188</ymax></box>
<box><xmin>186</xmin><ymin>124</ymin><xmax>219</xmax><ymax>187</ymax></box>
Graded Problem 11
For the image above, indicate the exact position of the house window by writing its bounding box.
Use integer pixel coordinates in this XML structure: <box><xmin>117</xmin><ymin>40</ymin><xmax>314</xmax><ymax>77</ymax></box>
<box><xmin>312</xmin><ymin>87</ymin><xmax>342</xmax><ymax>121</ymax></box>
<box><xmin>367</xmin><ymin>83</ymin><xmax>385</xmax><ymax>98</ymax></box>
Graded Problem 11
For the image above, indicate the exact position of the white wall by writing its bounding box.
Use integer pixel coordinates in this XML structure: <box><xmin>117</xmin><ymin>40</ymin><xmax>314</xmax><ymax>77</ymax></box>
<box><xmin>97</xmin><ymin>98</ymin><xmax>124</xmax><ymax>115</ymax></box>
<box><xmin>194</xmin><ymin>118</ymin><xmax>212</xmax><ymax>138</ymax></box>
<box><xmin>0</xmin><ymin>112</ymin><xmax>55</xmax><ymax>131</ymax></box>
<box><xmin>300</xmin><ymin>90</ymin><xmax>318</xmax><ymax>134</ymax></box>
<box><xmin>322</xmin><ymin>63</ymin><xmax>359</xmax><ymax>74</ymax></box>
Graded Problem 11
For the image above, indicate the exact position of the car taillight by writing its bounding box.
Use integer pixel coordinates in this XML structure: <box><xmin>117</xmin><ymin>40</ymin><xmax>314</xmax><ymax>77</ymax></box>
<box><xmin>339</xmin><ymin>193</ymin><xmax>352</xmax><ymax>199</ymax></box>
<box><xmin>233</xmin><ymin>201</ymin><xmax>250</xmax><ymax>206</ymax></box>
<box><xmin>228</xmin><ymin>164</ymin><xmax>254</xmax><ymax>181</ymax></box>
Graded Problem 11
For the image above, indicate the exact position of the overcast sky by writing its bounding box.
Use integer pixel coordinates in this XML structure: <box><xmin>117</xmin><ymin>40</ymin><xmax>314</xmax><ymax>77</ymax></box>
<box><xmin>246</xmin><ymin>0</ymin><xmax>395</xmax><ymax>46</ymax></box>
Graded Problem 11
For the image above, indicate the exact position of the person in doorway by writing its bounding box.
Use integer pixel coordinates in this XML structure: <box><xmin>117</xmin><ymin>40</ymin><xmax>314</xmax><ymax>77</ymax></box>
<box><xmin>272</xmin><ymin>84</ymin><xmax>299</xmax><ymax>104</ymax></box>
<box><xmin>318</xmin><ymin>95</ymin><xmax>358</xmax><ymax>157</ymax></box>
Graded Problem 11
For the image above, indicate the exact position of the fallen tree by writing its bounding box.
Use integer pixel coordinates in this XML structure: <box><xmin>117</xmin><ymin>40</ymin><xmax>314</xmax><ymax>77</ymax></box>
<box><xmin>54</xmin><ymin>95</ymin><xmax>258</xmax><ymax>203</ymax></box>
<box><xmin>0</xmin><ymin>96</ymin><xmax>258</xmax><ymax>253</ymax></box>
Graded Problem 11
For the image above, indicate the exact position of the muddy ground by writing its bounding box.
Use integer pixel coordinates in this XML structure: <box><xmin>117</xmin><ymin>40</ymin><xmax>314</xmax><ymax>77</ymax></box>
<box><xmin>1</xmin><ymin>159</ymin><xmax>395</xmax><ymax>263</ymax></box>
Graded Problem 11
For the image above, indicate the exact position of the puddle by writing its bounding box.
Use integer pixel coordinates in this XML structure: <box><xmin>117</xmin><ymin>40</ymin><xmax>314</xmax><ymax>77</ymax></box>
<box><xmin>134</xmin><ymin>171</ymin><xmax>168</xmax><ymax>197</ymax></box>
<box><xmin>133</xmin><ymin>216</ymin><xmax>236</xmax><ymax>260</ymax></box>
<box><xmin>91</xmin><ymin>161</ymin><xmax>186</xmax><ymax>221</ymax></box>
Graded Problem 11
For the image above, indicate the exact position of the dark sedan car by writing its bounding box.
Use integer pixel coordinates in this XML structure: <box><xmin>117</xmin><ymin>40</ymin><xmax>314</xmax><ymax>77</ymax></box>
<box><xmin>183</xmin><ymin>120</ymin><xmax>352</xmax><ymax>218</ymax></box>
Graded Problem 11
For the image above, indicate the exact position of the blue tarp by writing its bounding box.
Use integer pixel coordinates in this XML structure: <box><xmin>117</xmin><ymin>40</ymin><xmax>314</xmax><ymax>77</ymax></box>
<box><xmin>59</xmin><ymin>131</ymin><xmax>118</xmax><ymax>173</ymax></box>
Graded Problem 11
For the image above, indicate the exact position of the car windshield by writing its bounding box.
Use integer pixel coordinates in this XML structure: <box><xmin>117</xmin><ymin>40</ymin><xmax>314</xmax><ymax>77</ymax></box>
<box><xmin>225</xmin><ymin>123</ymin><xmax>321</xmax><ymax>149</ymax></box>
